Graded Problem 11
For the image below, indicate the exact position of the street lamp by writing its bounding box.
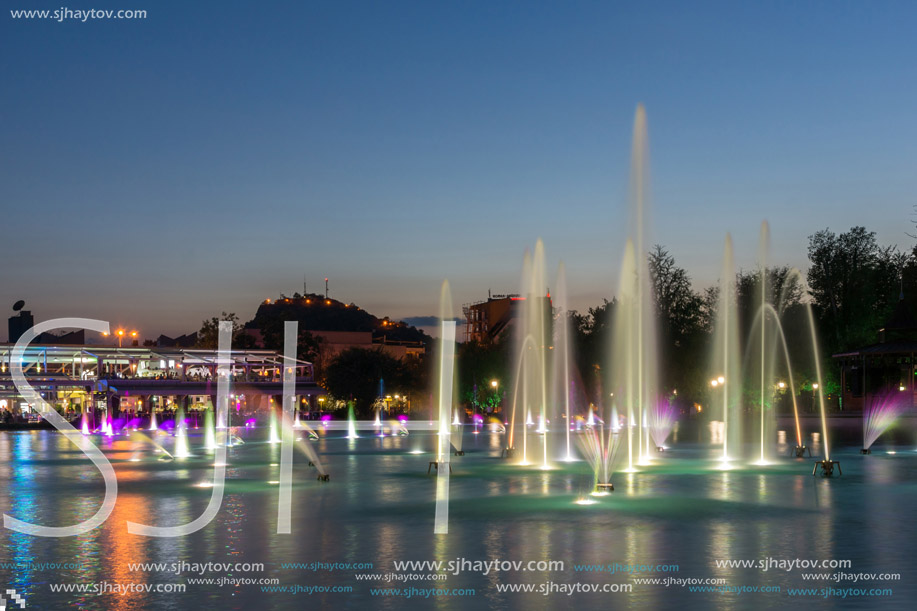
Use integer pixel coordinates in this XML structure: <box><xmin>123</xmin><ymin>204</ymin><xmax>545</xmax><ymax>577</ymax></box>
<box><xmin>490</xmin><ymin>379</ymin><xmax>500</xmax><ymax>416</ymax></box>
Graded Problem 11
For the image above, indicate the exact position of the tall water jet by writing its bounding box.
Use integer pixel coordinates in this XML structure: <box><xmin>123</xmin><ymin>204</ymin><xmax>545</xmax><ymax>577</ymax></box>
<box><xmin>555</xmin><ymin>262</ymin><xmax>575</xmax><ymax>461</ymax></box>
<box><xmin>711</xmin><ymin>235</ymin><xmax>741</xmax><ymax>464</ymax></box>
<box><xmin>524</xmin><ymin>240</ymin><xmax>552</xmax><ymax>469</ymax></box>
<box><xmin>611</xmin><ymin>104</ymin><xmax>660</xmax><ymax>470</ymax></box>
<box><xmin>81</xmin><ymin>407</ymin><xmax>90</xmax><ymax>435</ymax></box>
<box><xmin>612</xmin><ymin>241</ymin><xmax>638</xmax><ymax>471</ymax></box>
<box><xmin>862</xmin><ymin>392</ymin><xmax>905</xmax><ymax>452</ymax></box>
<box><xmin>508</xmin><ymin>245</ymin><xmax>552</xmax><ymax>467</ymax></box>
<box><xmin>149</xmin><ymin>406</ymin><xmax>158</xmax><ymax>431</ymax></box>
<box><xmin>756</xmin><ymin>221</ymin><xmax>772</xmax><ymax>464</ymax></box>
<box><xmin>433</xmin><ymin>280</ymin><xmax>457</xmax><ymax>535</ymax></box>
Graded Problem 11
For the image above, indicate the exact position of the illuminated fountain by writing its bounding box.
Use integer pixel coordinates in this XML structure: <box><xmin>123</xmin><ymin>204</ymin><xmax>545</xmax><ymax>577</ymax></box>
<box><xmin>576</xmin><ymin>407</ymin><xmax>620</xmax><ymax>494</ymax></box>
<box><xmin>862</xmin><ymin>392</ymin><xmax>905</xmax><ymax>454</ymax></box>
<box><xmin>751</xmin><ymin>221</ymin><xmax>777</xmax><ymax>465</ymax></box>
<box><xmin>452</xmin><ymin>411</ymin><xmax>464</xmax><ymax>456</ymax></box>
<box><xmin>130</xmin><ymin>430</ymin><xmax>174</xmax><ymax>461</ymax></box>
<box><xmin>777</xmin><ymin>269</ymin><xmax>836</xmax><ymax>475</ymax></box>
<box><xmin>346</xmin><ymin>402</ymin><xmax>359</xmax><ymax>439</ymax></box>
<box><xmin>554</xmin><ymin>261</ymin><xmax>576</xmax><ymax>461</ymax></box>
<box><xmin>505</xmin><ymin>243</ymin><xmax>553</xmax><ymax>466</ymax></box>
<box><xmin>268</xmin><ymin>401</ymin><xmax>281</xmax><ymax>444</ymax></box>
<box><xmin>203</xmin><ymin>408</ymin><xmax>216</xmax><ymax>451</ymax></box>
<box><xmin>648</xmin><ymin>400</ymin><xmax>676</xmax><ymax>451</ymax></box>
<box><xmin>611</xmin><ymin>104</ymin><xmax>659</xmax><ymax>471</ymax></box>
<box><xmin>173</xmin><ymin>407</ymin><xmax>190</xmax><ymax>459</ymax></box>
<box><xmin>710</xmin><ymin>235</ymin><xmax>742</xmax><ymax>466</ymax></box>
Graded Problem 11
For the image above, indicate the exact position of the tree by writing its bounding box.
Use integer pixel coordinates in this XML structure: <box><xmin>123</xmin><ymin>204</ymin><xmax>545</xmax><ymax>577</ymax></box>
<box><xmin>569</xmin><ymin>298</ymin><xmax>616</xmax><ymax>405</ymax></box>
<box><xmin>648</xmin><ymin>245</ymin><xmax>708</xmax><ymax>405</ymax></box>
<box><xmin>323</xmin><ymin>348</ymin><xmax>406</xmax><ymax>418</ymax></box>
<box><xmin>807</xmin><ymin>227</ymin><xmax>907</xmax><ymax>353</ymax></box>
<box><xmin>456</xmin><ymin>334</ymin><xmax>511</xmax><ymax>414</ymax></box>
<box><xmin>195</xmin><ymin>313</ymin><xmax>251</xmax><ymax>349</ymax></box>
<box><xmin>258</xmin><ymin>318</ymin><xmax>325</xmax><ymax>366</ymax></box>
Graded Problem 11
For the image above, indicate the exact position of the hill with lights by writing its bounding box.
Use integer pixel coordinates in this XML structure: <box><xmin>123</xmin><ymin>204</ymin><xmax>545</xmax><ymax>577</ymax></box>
<box><xmin>246</xmin><ymin>294</ymin><xmax>431</xmax><ymax>346</ymax></box>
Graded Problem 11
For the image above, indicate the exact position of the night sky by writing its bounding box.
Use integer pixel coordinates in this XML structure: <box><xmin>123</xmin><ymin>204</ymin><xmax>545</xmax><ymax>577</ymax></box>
<box><xmin>3</xmin><ymin>1</ymin><xmax>917</xmax><ymax>338</ymax></box>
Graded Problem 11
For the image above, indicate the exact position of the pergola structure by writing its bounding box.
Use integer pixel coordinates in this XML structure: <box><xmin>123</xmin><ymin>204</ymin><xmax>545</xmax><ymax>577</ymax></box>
<box><xmin>832</xmin><ymin>296</ymin><xmax>917</xmax><ymax>412</ymax></box>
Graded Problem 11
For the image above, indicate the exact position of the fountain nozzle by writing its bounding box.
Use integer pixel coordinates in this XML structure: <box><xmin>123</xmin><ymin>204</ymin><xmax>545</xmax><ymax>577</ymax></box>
<box><xmin>793</xmin><ymin>445</ymin><xmax>810</xmax><ymax>458</ymax></box>
<box><xmin>860</xmin><ymin>448</ymin><xmax>872</xmax><ymax>455</ymax></box>
<box><xmin>813</xmin><ymin>459</ymin><xmax>841</xmax><ymax>477</ymax></box>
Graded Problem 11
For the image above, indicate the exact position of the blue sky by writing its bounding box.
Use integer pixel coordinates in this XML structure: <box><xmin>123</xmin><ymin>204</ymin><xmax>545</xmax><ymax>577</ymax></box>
<box><xmin>3</xmin><ymin>1</ymin><xmax>917</xmax><ymax>337</ymax></box>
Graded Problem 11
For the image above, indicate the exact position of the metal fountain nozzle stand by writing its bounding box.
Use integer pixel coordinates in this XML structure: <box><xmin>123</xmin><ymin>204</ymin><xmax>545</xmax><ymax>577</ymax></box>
<box><xmin>453</xmin><ymin>450</ymin><xmax>465</xmax><ymax>456</ymax></box>
<box><xmin>793</xmin><ymin>445</ymin><xmax>811</xmax><ymax>458</ymax></box>
<box><xmin>656</xmin><ymin>446</ymin><xmax>665</xmax><ymax>452</ymax></box>
<box><xmin>317</xmin><ymin>474</ymin><xmax>330</xmax><ymax>482</ymax></box>
<box><xmin>595</xmin><ymin>483</ymin><xmax>614</xmax><ymax>492</ymax></box>
<box><xmin>860</xmin><ymin>448</ymin><xmax>871</xmax><ymax>455</ymax></box>
<box><xmin>812</xmin><ymin>459</ymin><xmax>842</xmax><ymax>477</ymax></box>
<box><xmin>427</xmin><ymin>461</ymin><xmax>453</xmax><ymax>474</ymax></box>
<box><xmin>501</xmin><ymin>447</ymin><xmax>515</xmax><ymax>459</ymax></box>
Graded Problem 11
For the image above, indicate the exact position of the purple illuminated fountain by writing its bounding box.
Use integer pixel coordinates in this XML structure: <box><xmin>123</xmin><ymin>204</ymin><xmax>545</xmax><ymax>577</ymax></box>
<box><xmin>862</xmin><ymin>392</ymin><xmax>906</xmax><ymax>454</ymax></box>
<box><xmin>648</xmin><ymin>400</ymin><xmax>677</xmax><ymax>452</ymax></box>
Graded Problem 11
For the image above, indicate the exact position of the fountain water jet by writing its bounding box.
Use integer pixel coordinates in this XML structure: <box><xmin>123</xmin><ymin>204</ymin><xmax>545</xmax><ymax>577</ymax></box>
<box><xmin>174</xmin><ymin>408</ymin><xmax>190</xmax><ymax>459</ymax></box>
<box><xmin>648</xmin><ymin>400</ymin><xmax>677</xmax><ymax>451</ymax></box>
<box><xmin>609</xmin><ymin>106</ymin><xmax>662</xmax><ymax>472</ymax></box>
<box><xmin>711</xmin><ymin>235</ymin><xmax>741</xmax><ymax>464</ymax></box>
<box><xmin>433</xmin><ymin>280</ymin><xmax>457</xmax><ymax>534</ymax></box>
<box><xmin>203</xmin><ymin>408</ymin><xmax>216</xmax><ymax>451</ymax></box>
<box><xmin>862</xmin><ymin>392</ymin><xmax>905</xmax><ymax>452</ymax></box>
<box><xmin>346</xmin><ymin>402</ymin><xmax>359</xmax><ymax>439</ymax></box>
<box><xmin>555</xmin><ymin>262</ymin><xmax>576</xmax><ymax>461</ymax></box>
<box><xmin>576</xmin><ymin>411</ymin><xmax>620</xmax><ymax>493</ymax></box>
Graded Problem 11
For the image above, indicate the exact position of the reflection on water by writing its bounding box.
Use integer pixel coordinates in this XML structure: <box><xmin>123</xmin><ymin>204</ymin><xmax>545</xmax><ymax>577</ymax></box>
<box><xmin>0</xmin><ymin>428</ymin><xmax>916</xmax><ymax>609</ymax></box>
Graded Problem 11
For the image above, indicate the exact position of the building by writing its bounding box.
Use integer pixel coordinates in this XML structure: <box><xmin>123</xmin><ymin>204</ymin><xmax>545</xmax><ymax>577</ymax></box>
<box><xmin>0</xmin><ymin>343</ymin><xmax>322</xmax><ymax>425</ymax></box>
<box><xmin>462</xmin><ymin>294</ymin><xmax>524</xmax><ymax>343</ymax></box>
<box><xmin>462</xmin><ymin>292</ymin><xmax>553</xmax><ymax>344</ymax></box>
